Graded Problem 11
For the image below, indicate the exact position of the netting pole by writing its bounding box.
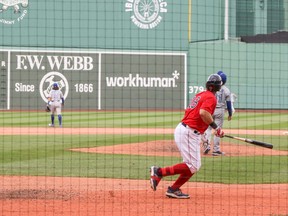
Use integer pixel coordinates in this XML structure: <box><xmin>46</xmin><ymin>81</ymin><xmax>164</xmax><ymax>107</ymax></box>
<box><xmin>224</xmin><ymin>0</ymin><xmax>229</xmax><ymax>40</ymax></box>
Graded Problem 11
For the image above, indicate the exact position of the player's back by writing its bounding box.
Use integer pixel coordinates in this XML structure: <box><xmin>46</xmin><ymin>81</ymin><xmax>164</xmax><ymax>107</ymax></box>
<box><xmin>182</xmin><ymin>90</ymin><xmax>217</xmax><ymax>133</ymax></box>
<box><xmin>216</xmin><ymin>85</ymin><xmax>231</xmax><ymax>109</ymax></box>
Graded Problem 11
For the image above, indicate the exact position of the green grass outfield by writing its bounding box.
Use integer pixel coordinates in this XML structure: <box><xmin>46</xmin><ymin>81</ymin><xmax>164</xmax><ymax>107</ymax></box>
<box><xmin>0</xmin><ymin>110</ymin><xmax>287</xmax><ymax>184</ymax></box>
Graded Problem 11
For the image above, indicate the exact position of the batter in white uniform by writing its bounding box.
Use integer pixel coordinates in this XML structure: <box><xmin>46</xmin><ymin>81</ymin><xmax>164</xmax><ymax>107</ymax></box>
<box><xmin>204</xmin><ymin>71</ymin><xmax>233</xmax><ymax>156</ymax></box>
<box><xmin>47</xmin><ymin>83</ymin><xmax>64</xmax><ymax>127</ymax></box>
<box><xmin>149</xmin><ymin>74</ymin><xmax>225</xmax><ymax>199</ymax></box>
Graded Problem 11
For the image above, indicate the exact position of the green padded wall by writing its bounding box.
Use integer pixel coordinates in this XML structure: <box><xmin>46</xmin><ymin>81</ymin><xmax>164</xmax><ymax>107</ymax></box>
<box><xmin>189</xmin><ymin>41</ymin><xmax>288</xmax><ymax>109</ymax></box>
<box><xmin>0</xmin><ymin>0</ymin><xmax>189</xmax><ymax>51</ymax></box>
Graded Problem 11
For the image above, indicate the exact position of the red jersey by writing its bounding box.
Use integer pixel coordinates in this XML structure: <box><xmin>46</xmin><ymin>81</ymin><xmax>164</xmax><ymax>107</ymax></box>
<box><xmin>181</xmin><ymin>90</ymin><xmax>217</xmax><ymax>134</ymax></box>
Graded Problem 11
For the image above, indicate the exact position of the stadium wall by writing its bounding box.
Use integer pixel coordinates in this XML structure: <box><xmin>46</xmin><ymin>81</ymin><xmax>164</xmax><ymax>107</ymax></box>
<box><xmin>0</xmin><ymin>1</ymin><xmax>189</xmax><ymax>50</ymax></box>
<box><xmin>0</xmin><ymin>1</ymin><xmax>287</xmax><ymax>110</ymax></box>
<box><xmin>188</xmin><ymin>41</ymin><xmax>288</xmax><ymax>109</ymax></box>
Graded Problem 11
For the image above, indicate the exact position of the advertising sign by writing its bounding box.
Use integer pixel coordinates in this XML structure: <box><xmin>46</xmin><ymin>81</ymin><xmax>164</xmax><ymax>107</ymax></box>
<box><xmin>2</xmin><ymin>50</ymin><xmax>186</xmax><ymax>110</ymax></box>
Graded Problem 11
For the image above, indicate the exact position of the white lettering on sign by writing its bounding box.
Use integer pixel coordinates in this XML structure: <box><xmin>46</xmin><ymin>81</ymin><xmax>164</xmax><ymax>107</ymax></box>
<box><xmin>106</xmin><ymin>72</ymin><xmax>180</xmax><ymax>88</ymax></box>
<box><xmin>47</xmin><ymin>56</ymin><xmax>93</xmax><ymax>71</ymax></box>
<box><xmin>16</xmin><ymin>55</ymin><xmax>44</xmax><ymax>70</ymax></box>
<box><xmin>125</xmin><ymin>0</ymin><xmax>168</xmax><ymax>29</ymax></box>
<box><xmin>0</xmin><ymin>19</ymin><xmax>15</xmax><ymax>24</ymax></box>
<box><xmin>15</xmin><ymin>82</ymin><xmax>35</xmax><ymax>92</ymax></box>
<box><xmin>15</xmin><ymin>55</ymin><xmax>94</xmax><ymax>71</ymax></box>
<box><xmin>17</xmin><ymin>9</ymin><xmax>27</xmax><ymax>21</ymax></box>
<box><xmin>0</xmin><ymin>0</ymin><xmax>28</xmax><ymax>26</ymax></box>
<box><xmin>74</xmin><ymin>83</ymin><xmax>94</xmax><ymax>93</ymax></box>
<box><xmin>188</xmin><ymin>85</ymin><xmax>205</xmax><ymax>94</ymax></box>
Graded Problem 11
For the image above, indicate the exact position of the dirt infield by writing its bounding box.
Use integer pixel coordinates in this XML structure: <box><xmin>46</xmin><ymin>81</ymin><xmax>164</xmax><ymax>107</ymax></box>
<box><xmin>0</xmin><ymin>176</ymin><xmax>287</xmax><ymax>216</ymax></box>
<box><xmin>71</xmin><ymin>139</ymin><xmax>288</xmax><ymax>157</ymax></box>
<box><xmin>1</xmin><ymin>127</ymin><xmax>287</xmax><ymax>136</ymax></box>
<box><xmin>0</xmin><ymin>127</ymin><xmax>287</xmax><ymax>216</ymax></box>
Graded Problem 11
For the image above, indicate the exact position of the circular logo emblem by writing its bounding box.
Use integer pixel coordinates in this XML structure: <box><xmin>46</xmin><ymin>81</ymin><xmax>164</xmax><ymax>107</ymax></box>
<box><xmin>0</xmin><ymin>0</ymin><xmax>29</xmax><ymax>25</ymax></box>
<box><xmin>39</xmin><ymin>72</ymin><xmax>69</xmax><ymax>103</ymax></box>
<box><xmin>125</xmin><ymin>0</ymin><xmax>167</xmax><ymax>29</ymax></box>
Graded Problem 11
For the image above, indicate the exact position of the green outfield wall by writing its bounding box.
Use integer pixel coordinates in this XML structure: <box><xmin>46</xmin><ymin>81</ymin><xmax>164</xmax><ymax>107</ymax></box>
<box><xmin>188</xmin><ymin>41</ymin><xmax>288</xmax><ymax>109</ymax></box>
<box><xmin>0</xmin><ymin>1</ymin><xmax>189</xmax><ymax>50</ymax></box>
<box><xmin>1</xmin><ymin>1</ymin><xmax>287</xmax><ymax>46</ymax></box>
<box><xmin>0</xmin><ymin>1</ymin><xmax>287</xmax><ymax>110</ymax></box>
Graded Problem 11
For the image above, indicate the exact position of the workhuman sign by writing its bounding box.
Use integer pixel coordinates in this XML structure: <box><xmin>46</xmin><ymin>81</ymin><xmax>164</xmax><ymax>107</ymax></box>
<box><xmin>0</xmin><ymin>49</ymin><xmax>186</xmax><ymax>110</ymax></box>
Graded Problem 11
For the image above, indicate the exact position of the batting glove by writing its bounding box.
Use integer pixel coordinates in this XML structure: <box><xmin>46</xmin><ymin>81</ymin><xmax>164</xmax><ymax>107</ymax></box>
<box><xmin>215</xmin><ymin>127</ymin><xmax>224</xmax><ymax>138</ymax></box>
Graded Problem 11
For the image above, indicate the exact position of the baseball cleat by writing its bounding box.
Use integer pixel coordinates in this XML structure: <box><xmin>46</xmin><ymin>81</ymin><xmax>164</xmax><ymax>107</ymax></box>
<box><xmin>150</xmin><ymin>166</ymin><xmax>162</xmax><ymax>191</ymax></box>
<box><xmin>202</xmin><ymin>141</ymin><xmax>211</xmax><ymax>154</ymax></box>
<box><xmin>48</xmin><ymin>124</ymin><xmax>55</xmax><ymax>127</ymax></box>
<box><xmin>212</xmin><ymin>151</ymin><xmax>225</xmax><ymax>156</ymax></box>
<box><xmin>165</xmin><ymin>187</ymin><xmax>190</xmax><ymax>199</ymax></box>
<box><xmin>204</xmin><ymin>147</ymin><xmax>210</xmax><ymax>154</ymax></box>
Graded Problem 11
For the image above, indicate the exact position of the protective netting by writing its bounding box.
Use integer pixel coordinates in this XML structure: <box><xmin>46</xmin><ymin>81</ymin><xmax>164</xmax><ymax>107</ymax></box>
<box><xmin>0</xmin><ymin>1</ymin><xmax>287</xmax><ymax>215</ymax></box>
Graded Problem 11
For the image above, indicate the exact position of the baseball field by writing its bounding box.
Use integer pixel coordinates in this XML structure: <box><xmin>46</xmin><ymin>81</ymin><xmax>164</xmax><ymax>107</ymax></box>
<box><xmin>0</xmin><ymin>110</ymin><xmax>287</xmax><ymax>215</ymax></box>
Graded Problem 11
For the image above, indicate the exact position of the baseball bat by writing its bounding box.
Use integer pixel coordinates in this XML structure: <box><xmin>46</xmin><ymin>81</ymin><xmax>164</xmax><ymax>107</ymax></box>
<box><xmin>224</xmin><ymin>135</ymin><xmax>273</xmax><ymax>149</ymax></box>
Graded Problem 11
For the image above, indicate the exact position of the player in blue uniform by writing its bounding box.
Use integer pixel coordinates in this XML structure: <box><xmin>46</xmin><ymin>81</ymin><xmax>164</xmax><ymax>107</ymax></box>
<box><xmin>203</xmin><ymin>71</ymin><xmax>233</xmax><ymax>156</ymax></box>
<box><xmin>47</xmin><ymin>83</ymin><xmax>64</xmax><ymax>127</ymax></box>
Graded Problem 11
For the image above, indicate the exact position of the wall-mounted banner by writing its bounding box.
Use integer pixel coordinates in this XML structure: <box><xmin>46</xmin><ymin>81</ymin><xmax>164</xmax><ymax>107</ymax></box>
<box><xmin>10</xmin><ymin>51</ymin><xmax>98</xmax><ymax>109</ymax></box>
<box><xmin>3</xmin><ymin>50</ymin><xmax>186</xmax><ymax>110</ymax></box>
<box><xmin>102</xmin><ymin>53</ymin><xmax>185</xmax><ymax>109</ymax></box>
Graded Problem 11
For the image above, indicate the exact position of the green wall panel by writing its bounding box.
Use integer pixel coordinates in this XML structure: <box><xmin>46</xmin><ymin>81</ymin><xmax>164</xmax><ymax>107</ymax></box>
<box><xmin>191</xmin><ymin>0</ymin><xmax>223</xmax><ymax>41</ymax></box>
<box><xmin>188</xmin><ymin>41</ymin><xmax>288</xmax><ymax>109</ymax></box>
<box><xmin>0</xmin><ymin>0</ymin><xmax>189</xmax><ymax>51</ymax></box>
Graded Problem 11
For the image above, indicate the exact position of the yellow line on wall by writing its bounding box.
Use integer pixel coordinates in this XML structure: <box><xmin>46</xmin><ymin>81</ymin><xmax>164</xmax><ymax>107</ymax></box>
<box><xmin>188</xmin><ymin>0</ymin><xmax>192</xmax><ymax>42</ymax></box>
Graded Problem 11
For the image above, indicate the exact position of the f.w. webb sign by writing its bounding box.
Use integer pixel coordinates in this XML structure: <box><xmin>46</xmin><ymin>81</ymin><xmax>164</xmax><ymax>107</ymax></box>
<box><xmin>7</xmin><ymin>51</ymin><xmax>186</xmax><ymax>110</ymax></box>
<box><xmin>15</xmin><ymin>55</ymin><xmax>94</xmax><ymax>71</ymax></box>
